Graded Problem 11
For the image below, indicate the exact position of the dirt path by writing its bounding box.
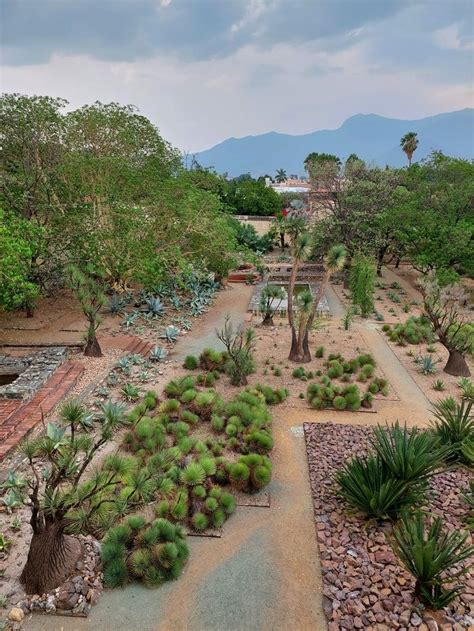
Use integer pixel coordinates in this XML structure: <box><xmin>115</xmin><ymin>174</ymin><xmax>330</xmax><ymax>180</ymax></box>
<box><xmin>25</xmin><ymin>282</ymin><xmax>326</xmax><ymax>631</ymax></box>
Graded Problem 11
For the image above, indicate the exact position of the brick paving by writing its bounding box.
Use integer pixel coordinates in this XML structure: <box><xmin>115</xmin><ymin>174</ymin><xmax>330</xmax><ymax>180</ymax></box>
<box><xmin>0</xmin><ymin>361</ymin><xmax>84</xmax><ymax>461</ymax></box>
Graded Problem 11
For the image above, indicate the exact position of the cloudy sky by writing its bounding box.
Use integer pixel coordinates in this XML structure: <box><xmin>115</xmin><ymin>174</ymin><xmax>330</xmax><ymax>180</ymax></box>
<box><xmin>1</xmin><ymin>0</ymin><xmax>473</xmax><ymax>152</ymax></box>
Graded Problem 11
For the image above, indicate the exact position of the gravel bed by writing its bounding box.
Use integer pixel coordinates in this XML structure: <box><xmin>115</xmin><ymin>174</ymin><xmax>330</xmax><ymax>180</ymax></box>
<box><xmin>304</xmin><ymin>422</ymin><xmax>473</xmax><ymax>631</ymax></box>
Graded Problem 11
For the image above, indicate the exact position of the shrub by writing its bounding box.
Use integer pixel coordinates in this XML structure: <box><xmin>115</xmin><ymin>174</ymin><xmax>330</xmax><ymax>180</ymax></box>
<box><xmin>315</xmin><ymin>346</ymin><xmax>325</xmax><ymax>358</ymax></box>
<box><xmin>458</xmin><ymin>378</ymin><xmax>474</xmax><ymax>402</ymax></box>
<box><xmin>344</xmin><ymin>391</ymin><xmax>361</xmax><ymax>411</ymax></box>
<box><xmin>350</xmin><ymin>254</ymin><xmax>376</xmax><ymax>317</ymax></box>
<box><xmin>430</xmin><ymin>398</ymin><xmax>473</xmax><ymax>465</ymax></box>
<box><xmin>292</xmin><ymin>367</ymin><xmax>305</xmax><ymax>379</ymax></box>
<box><xmin>432</xmin><ymin>379</ymin><xmax>446</xmax><ymax>392</ymax></box>
<box><xmin>191</xmin><ymin>512</ymin><xmax>209</xmax><ymax>531</ymax></box>
<box><xmin>336</xmin><ymin>455</ymin><xmax>417</xmax><ymax>519</ymax></box>
<box><xmin>273</xmin><ymin>367</ymin><xmax>282</xmax><ymax>377</ymax></box>
<box><xmin>333</xmin><ymin>396</ymin><xmax>347</xmax><ymax>410</ymax></box>
<box><xmin>102</xmin><ymin>519</ymin><xmax>188</xmax><ymax>587</ymax></box>
<box><xmin>253</xmin><ymin>384</ymin><xmax>288</xmax><ymax>405</ymax></box>
<box><xmin>327</xmin><ymin>361</ymin><xmax>343</xmax><ymax>379</ymax></box>
<box><xmin>390</xmin><ymin>511</ymin><xmax>473</xmax><ymax>609</ymax></box>
<box><xmin>183</xmin><ymin>355</ymin><xmax>199</xmax><ymax>370</ymax></box>
<box><xmin>385</xmin><ymin>316</ymin><xmax>433</xmax><ymax>345</ymax></box>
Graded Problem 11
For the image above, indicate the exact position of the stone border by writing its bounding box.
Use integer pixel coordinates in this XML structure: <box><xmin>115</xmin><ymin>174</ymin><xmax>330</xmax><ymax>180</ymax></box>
<box><xmin>0</xmin><ymin>348</ymin><xmax>68</xmax><ymax>400</ymax></box>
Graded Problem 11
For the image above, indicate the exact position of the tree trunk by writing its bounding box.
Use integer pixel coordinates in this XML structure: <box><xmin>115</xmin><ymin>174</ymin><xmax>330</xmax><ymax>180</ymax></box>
<box><xmin>288</xmin><ymin>328</ymin><xmax>300</xmax><ymax>362</ymax></box>
<box><xmin>280</xmin><ymin>232</ymin><xmax>285</xmax><ymax>250</ymax></box>
<box><xmin>21</xmin><ymin>522</ymin><xmax>82</xmax><ymax>594</ymax></box>
<box><xmin>301</xmin><ymin>328</ymin><xmax>311</xmax><ymax>363</ymax></box>
<box><xmin>25</xmin><ymin>305</ymin><xmax>34</xmax><ymax>318</ymax></box>
<box><xmin>84</xmin><ymin>334</ymin><xmax>102</xmax><ymax>357</ymax></box>
<box><xmin>444</xmin><ymin>350</ymin><xmax>471</xmax><ymax>377</ymax></box>
<box><xmin>262</xmin><ymin>313</ymin><xmax>274</xmax><ymax>326</ymax></box>
<box><xmin>395</xmin><ymin>257</ymin><xmax>401</xmax><ymax>269</ymax></box>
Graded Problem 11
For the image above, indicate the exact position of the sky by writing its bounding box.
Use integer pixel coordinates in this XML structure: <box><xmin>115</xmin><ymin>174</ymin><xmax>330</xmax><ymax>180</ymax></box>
<box><xmin>1</xmin><ymin>0</ymin><xmax>473</xmax><ymax>152</ymax></box>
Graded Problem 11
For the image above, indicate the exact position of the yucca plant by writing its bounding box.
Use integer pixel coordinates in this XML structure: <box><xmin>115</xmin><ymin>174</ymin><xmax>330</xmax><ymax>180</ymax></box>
<box><xmin>371</xmin><ymin>422</ymin><xmax>449</xmax><ymax>485</ymax></box>
<box><xmin>390</xmin><ymin>510</ymin><xmax>473</xmax><ymax>609</ymax></box>
<box><xmin>336</xmin><ymin>454</ymin><xmax>417</xmax><ymax>520</ymax></box>
<box><xmin>430</xmin><ymin>398</ymin><xmax>473</xmax><ymax>464</ymax></box>
<box><xmin>432</xmin><ymin>379</ymin><xmax>446</xmax><ymax>392</ymax></box>
<box><xmin>463</xmin><ymin>480</ymin><xmax>474</xmax><ymax>529</ymax></box>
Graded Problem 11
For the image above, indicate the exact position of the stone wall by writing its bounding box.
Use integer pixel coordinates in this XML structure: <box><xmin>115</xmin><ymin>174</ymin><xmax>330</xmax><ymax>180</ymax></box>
<box><xmin>0</xmin><ymin>347</ymin><xmax>68</xmax><ymax>400</ymax></box>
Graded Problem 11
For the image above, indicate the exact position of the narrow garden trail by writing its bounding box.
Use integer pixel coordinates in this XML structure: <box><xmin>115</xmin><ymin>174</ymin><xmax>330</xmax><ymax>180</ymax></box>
<box><xmin>25</xmin><ymin>282</ymin><xmax>326</xmax><ymax>631</ymax></box>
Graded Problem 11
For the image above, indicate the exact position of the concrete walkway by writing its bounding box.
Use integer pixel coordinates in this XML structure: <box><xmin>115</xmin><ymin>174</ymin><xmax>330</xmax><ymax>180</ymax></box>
<box><xmin>25</xmin><ymin>282</ymin><xmax>326</xmax><ymax>631</ymax></box>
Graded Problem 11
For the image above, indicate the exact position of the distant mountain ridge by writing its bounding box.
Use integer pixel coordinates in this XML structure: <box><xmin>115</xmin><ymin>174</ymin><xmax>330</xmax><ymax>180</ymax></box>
<box><xmin>194</xmin><ymin>109</ymin><xmax>474</xmax><ymax>177</ymax></box>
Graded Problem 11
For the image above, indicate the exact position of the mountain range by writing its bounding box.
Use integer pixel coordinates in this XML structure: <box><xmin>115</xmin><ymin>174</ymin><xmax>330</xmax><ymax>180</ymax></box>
<box><xmin>194</xmin><ymin>108</ymin><xmax>474</xmax><ymax>177</ymax></box>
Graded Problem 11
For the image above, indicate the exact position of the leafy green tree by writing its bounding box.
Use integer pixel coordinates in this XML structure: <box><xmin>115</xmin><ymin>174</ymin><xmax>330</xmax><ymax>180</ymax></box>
<box><xmin>226</xmin><ymin>178</ymin><xmax>281</xmax><ymax>216</ymax></box>
<box><xmin>350</xmin><ymin>254</ymin><xmax>376</xmax><ymax>317</ymax></box>
<box><xmin>0</xmin><ymin>209</ymin><xmax>40</xmax><ymax>316</ymax></box>
<box><xmin>400</xmin><ymin>132</ymin><xmax>419</xmax><ymax>166</ymax></box>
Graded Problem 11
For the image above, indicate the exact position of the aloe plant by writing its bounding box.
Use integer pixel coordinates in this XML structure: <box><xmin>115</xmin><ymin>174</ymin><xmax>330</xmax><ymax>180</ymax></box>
<box><xmin>160</xmin><ymin>326</ymin><xmax>180</xmax><ymax>343</ymax></box>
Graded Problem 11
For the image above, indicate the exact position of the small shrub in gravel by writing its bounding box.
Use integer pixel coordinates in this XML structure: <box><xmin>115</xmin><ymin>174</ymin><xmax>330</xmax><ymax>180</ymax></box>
<box><xmin>183</xmin><ymin>355</ymin><xmax>199</xmax><ymax>370</ymax></box>
<box><xmin>390</xmin><ymin>510</ymin><xmax>474</xmax><ymax>609</ymax></box>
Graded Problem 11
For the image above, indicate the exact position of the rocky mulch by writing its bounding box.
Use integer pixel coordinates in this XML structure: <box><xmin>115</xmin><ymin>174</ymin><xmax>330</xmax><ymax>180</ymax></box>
<box><xmin>304</xmin><ymin>422</ymin><xmax>473</xmax><ymax>631</ymax></box>
<box><xmin>12</xmin><ymin>535</ymin><xmax>103</xmax><ymax>622</ymax></box>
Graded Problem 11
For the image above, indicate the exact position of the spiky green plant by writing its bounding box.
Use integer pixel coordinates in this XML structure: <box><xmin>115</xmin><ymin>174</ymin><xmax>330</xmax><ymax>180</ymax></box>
<box><xmin>183</xmin><ymin>355</ymin><xmax>199</xmax><ymax>370</ymax></box>
<box><xmin>336</xmin><ymin>454</ymin><xmax>418</xmax><ymax>520</ymax></box>
<box><xmin>430</xmin><ymin>398</ymin><xmax>473</xmax><ymax>464</ymax></box>
<box><xmin>181</xmin><ymin>463</ymin><xmax>206</xmax><ymax>486</ymax></box>
<box><xmin>390</xmin><ymin>510</ymin><xmax>473</xmax><ymax>609</ymax></box>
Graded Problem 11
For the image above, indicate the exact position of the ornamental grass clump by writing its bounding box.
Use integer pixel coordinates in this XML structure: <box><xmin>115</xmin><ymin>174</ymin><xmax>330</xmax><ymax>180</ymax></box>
<box><xmin>102</xmin><ymin>518</ymin><xmax>189</xmax><ymax>588</ymax></box>
<box><xmin>390</xmin><ymin>510</ymin><xmax>473</xmax><ymax>609</ymax></box>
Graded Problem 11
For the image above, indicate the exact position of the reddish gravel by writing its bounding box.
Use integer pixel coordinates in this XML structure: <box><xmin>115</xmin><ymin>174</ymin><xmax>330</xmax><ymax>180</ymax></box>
<box><xmin>304</xmin><ymin>422</ymin><xmax>473</xmax><ymax>631</ymax></box>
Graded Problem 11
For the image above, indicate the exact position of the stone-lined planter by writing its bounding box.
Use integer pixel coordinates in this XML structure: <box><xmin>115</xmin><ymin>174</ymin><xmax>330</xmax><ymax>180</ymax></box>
<box><xmin>0</xmin><ymin>348</ymin><xmax>67</xmax><ymax>400</ymax></box>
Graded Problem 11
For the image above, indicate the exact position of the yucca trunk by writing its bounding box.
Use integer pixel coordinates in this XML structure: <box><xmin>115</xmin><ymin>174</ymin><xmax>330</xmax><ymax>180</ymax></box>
<box><xmin>444</xmin><ymin>350</ymin><xmax>471</xmax><ymax>377</ymax></box>
<box><xmin>21</xmin><ymin>521</ymin><xmax>82</xmax><ymax>595</ymax></box>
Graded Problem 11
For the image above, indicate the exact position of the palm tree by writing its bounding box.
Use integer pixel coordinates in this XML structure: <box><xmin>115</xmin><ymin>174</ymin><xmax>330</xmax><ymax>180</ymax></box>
<box><xmin>275</xmin><ymin>168</ymin><xmax>287</xmax><ymax>183</ymax></box>
<box><xmin>400</xmin><ymin>132</ymin><xmax>419</xmax><ymax>166</ymax></box>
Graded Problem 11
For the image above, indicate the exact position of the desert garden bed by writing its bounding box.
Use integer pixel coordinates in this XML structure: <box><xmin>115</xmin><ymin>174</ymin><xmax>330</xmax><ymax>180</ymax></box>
<box><xmin>304</xmin><ymin>422</ymin><xmax>473</xmax><ymax>630</ymax></box>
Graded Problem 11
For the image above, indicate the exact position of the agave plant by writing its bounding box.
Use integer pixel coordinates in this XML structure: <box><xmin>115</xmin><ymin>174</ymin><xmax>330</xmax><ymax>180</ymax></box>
<box><xmin>160</xmin><ymin>326</ymin><xmax>180</xmax><ymax>343</ymax></box>
<box><xmin>458</xmin><ymin>378</ymin><xmax>474</xmax><ymax>402</ymax></box>
<box><xmin>370</xmin><ymin>422</ymin><xmax>448</xmax><ymax>485</ymax></box>
<box><xmin>336</xmin><ymin>454</ymin><xmax>418</xmax><ymax>520</ymax></box>
<box><xmin>169</xmin><ymin>294</ymin><xmax>182</xmax><ymax>310</ymax></box>
<box><xmin>149</xmin><ymin>346</ymin><xmax>168</xmax><ymax>362</ymax></box>
<box><xmin>430</xmin><ymin>397</ymin><xmax>473</xmax><ymax>464</ymax></box>
<box><xmin>122</xmin><ymin>313</ymin><xmax>138</xmax><ymax>328</ymax></box>
<box><xmin>115</xmin><ymin>357</ymin><xmax>132</xmax><ymax>373</ymax></box>
<box><xmin>107</xmin><ymin>293</ymin><xmax>128</xmax><ymax>315</ymax></box>
<box><xmin>121</xmin><ymin>383</ymin><xmax>141</xmax><ymax>402</ymax></box>
<box><xmin>414</xmin><ymin>354</ymin><xmax>440</xmax><ymax>375</ymax></box>
<box><xmin>390</xmin><ymin>510</ymin><xmax>473</xmax><ymax>609</ymax></box>
<box><xmin>143</xmin><ymin>296</ymin><xmax>165</xmax><ymax>318</ymax></box>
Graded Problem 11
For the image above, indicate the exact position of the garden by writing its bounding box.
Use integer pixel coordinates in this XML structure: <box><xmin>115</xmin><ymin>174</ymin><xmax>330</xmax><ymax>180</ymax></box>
<box><xmin>0</xmin><ymin>96</ymin><xmax>473</xmax><ymax>631</ymax></box>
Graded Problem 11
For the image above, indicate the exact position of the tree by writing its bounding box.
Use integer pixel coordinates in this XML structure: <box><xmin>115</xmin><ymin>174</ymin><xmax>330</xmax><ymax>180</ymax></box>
<box><xmin>287</xmin><ymin>230</ymin><xmax>311</xmax><ymax>361</ymax></box>
<box><xmin>67</xmin><ymin>265</ymin><xmax>106</xmax><ymax>357</ymax></box>
<box><xmin>304</xmin><ymin>153</ymin><xmax>341</xmax><ymax>191</ymax></box>
<box><xmin>259</xmin><ymin>284</ymin><xmax>285</xmax><ymax>326</ymax></box>
<box><xmin>420</xmin><ymin>277</ymin><xmax>472</xmax><ymax>377</ymax></box>
<box><xmin>0</xmin><ymin>209</ymin><xmax>40</xmax><ymax>316</ymax></box>
<box><xmin>20</xmin><ymin>399</ymin><xmax>130</xmax><ymax>594</ymax></box>
<box><xmin>226</xmin><ymin>178</ymin><xmax>281</xmax><ymax>216</ymax></box>
<box><xmin>350</xmin><ymin>254</ymin><xmax>376</xmax><ymax>317</ymax></box>
<box><xmin>400</xmin><ymin>132</ymin><xmax>419</xmax><ymax>166</ymax></box>
<box><xmin>216</xmin><ymin>316</ymin><xmax>256</xmax><ymax>385</ymax></box>
<box><xmin>275</xmin><ymin>169</ymin><xmax>287</xmax><ymax>183</ymax></box>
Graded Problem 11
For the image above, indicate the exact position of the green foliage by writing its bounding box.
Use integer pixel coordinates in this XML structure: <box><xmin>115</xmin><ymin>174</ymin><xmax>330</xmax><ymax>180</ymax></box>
<box><xmin>430</xmin><ymin>398</ymin><xmax>473</xmax><ymax>465</ymax></box>
<box><xmin>183</xmin><ymin>355</ymin><xmax>199</xmax><ymax>370</ymax></box>
<box><xmin>385</xmin><ymin>316</ymin><xmax>433</xmax><ymax>345</ymax></box>
<box><xmin>349</xmin><ymin>254</ymin><xmax>376</xmax><ymax>317</ymax></box>
<box><xmin>102</xmin><ymin>519</ymin><xmax>189</xmax><ymax>587</ymax></box>
<box><xmin>315</xmin><ymin>346</ymin><xmax>325</xmax><ymax>358</ymax></box>
<box><xmin>226</xmin><ymin>178</ymin><xmax>281</xmax><ymax>217</ymax></box>
<box><xmin>414</xmin><ymin>355</ymin><xmax>440</xmax><ymax>375</ymax></box>
<box><xmin>391</xmin><ymin>511</ymin><xmax>473</xmax><ymax>609</ymax></box>
<box><xmin>458</xmin><ymin>378</ymin><xmax>474</xmax><ymax>402</ymax></box>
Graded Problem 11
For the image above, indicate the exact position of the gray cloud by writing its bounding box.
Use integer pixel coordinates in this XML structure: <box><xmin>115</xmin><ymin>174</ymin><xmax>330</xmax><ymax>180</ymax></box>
<box><xmin>4</xmin><ymin>0</ymin><xmax>468</xmax><ymax>66</ymax></box>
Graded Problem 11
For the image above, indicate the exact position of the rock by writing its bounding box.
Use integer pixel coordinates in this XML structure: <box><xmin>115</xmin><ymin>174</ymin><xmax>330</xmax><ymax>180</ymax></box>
<box><xmin>8</xmin><ymin>608</ymin><xmax>25</xmax><ymax>622</ymax></box>
<box><xmin>400</xmin><ymin>610</ymin><xmax>412</xmax><ymax>626</ymax></box>
<box><xmin>411</xmin><ymin>612</ymin><xmax>423</xmax><ymax>627</ymax></box>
